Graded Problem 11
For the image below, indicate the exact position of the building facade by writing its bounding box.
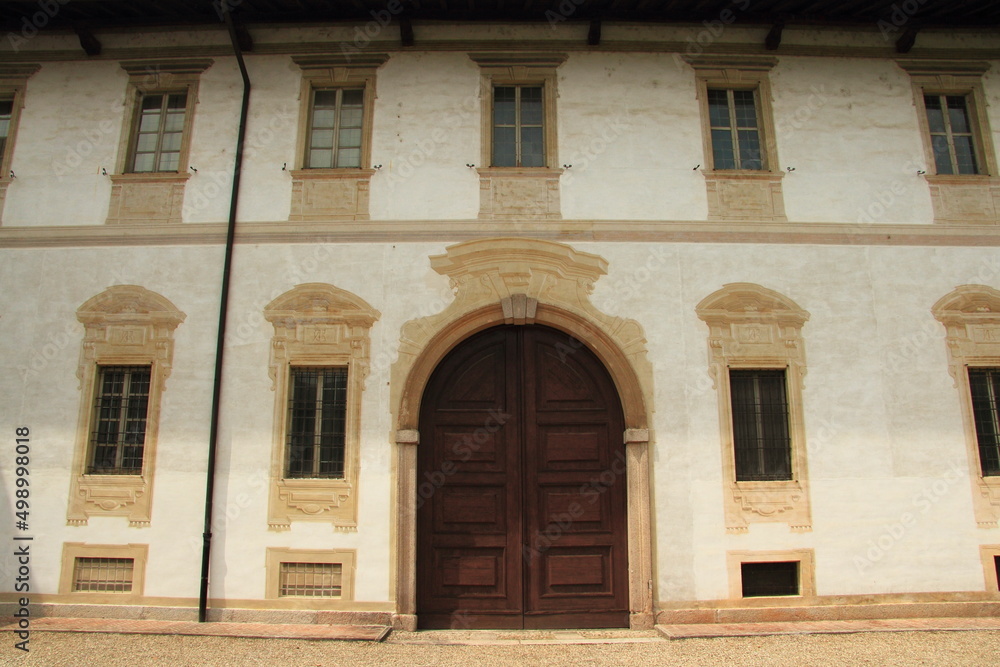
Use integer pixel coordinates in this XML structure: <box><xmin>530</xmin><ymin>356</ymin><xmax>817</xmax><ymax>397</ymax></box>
<box><xmin>1</xmin><ymin>2</ymin><xmax>1000</xmax><ymax>630</ymax></box>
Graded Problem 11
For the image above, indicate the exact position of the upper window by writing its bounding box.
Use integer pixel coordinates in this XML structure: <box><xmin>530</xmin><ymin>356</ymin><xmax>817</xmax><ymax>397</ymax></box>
<box><xmin>0</xmin><ymin>97</ymin><xmax>13</xmax><ymax>162</ymax></box>
<box><xmin>730</xmin><ymin>369</ymin><xmax>792</xmax><ymax>481</ymax></box>
<box><xmin>305</xmin><ymin>88</ymin><xmax>364</xmax><ymax>169</ymax></box>
<box><xmin>128</xmin><ymin>92</ymin><xmax>187</xmax><ymax>173</ymax></box>
<box><xmin>88</xmin><ymin>365</ymin><xmax>151</xmax><ymax>475</ymax></box>
<box><xmin>923</xmin><ymin>94</ymin><xmax>979</xmax><ymax>175</ymax></box>
<box><xmin>0</xmin><ymin>63</ymin><xmax>39</xmax><ymax>187</ymax></box>
<box><xmin>492</xmin><ymin>85</ymin><xmax>545</xmax><ymax>168</ymax></box>
<box><xmin>286</xmin><ymin>366</ymin><xmax>348</xmax><ymax>478</ymax></box>
<box><xmin>969</xmin><ymin>368</ymin><xmax>1000</xmax><ymax>476</ymax></box>
<box><xmin>708</xmin><ymin>88</ymin><xmax>764</xmax><ymax>170</ymax></box>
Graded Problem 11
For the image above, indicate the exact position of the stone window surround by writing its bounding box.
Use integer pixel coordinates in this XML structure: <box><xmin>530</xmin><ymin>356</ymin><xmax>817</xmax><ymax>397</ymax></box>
<box><xmin>982</xmin><ymin>545</ymin><xmax>1000</xmax><ymax>592</ymax></box>
<box><xmin>726</xmin><ymin>549</ymin><xmax>816</xmax><ymax>600</ymax></box>
<box><xmin>0</xmin><ymin>64</ymin><xmax>40</xmax><ymax>223</ymax></box>
<box><xmin>264</xmin><ymin>547</ymin><xmax>356</xmax><ymax>604</ymax></box>
<box><xmin>696</xmin><ymin>283</ymin><xmax>812</xmax><ymax>534</ymax></box>
<box><xmin>470</xmin><ymin>53</ymin><xmax>565</xmax><ymax>220</ymax></box>
<box><xmin>685</xmin><ymin>55</ymin><xmax>787</xmax><ymax>223</ymax></box>
<box><xmin>898</xmin><ymin>60</ymin><xmax>999</xmax><ymax>225</ymax></box>
<box><xmin>932</xmin><ymin>284</ymin><xmax>1000</xmax><ymax>528</ymax></box>
<box><xmin>263</xmin><ymin>283</ymin><xmax>380</xmax><ymax>532</ymax></box>
<box><xmin>67</xmin><ymin>285</ymin><xmax>185</xmax><ymax>527</ymax></box>
<box><xmin>287</xmin><ymin>54</ymin><xmax>387</xmax><ymax>222</ymax></box>
<box><xmin>106</xmin><ymin>59</ymin><xmax>212</xmax><ymax>225</ymax></box>
<box><xmin>58</xmin><ymin>542</ymin><xmax>148</xmax><ymax>601</ymax></box>
<box><xmin>388</xmin><ymin>238</ymin><xmax>656</xmax><ymax>630</ymax></box>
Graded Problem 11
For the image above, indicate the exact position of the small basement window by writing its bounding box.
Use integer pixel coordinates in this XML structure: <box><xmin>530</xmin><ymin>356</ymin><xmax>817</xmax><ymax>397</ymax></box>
<box><xmin>741</xmin><ymin>561</ymin><xmax>799</xmax><ymax>597</ymax></box>
<box><xmin>279</xmin><ymin>562</ymin><xmax>342</xmax><ymax>597</ymax></box>
<box><xmin>73</xmin><ymin>557</ymin><xmax>135</xmax><ymax>593</ymax></box>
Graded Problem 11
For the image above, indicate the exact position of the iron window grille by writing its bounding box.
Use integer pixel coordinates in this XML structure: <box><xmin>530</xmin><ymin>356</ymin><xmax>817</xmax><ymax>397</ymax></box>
<box><xmin>88</xmin><ymin>365</ymin><xmax>151</xmax><ymax>475</ymax></box>
<box><xmin>730</xmin><ymin>369</ymin><xmax>792</xmax><ymax>481</ymax></box>
<box><xmin>128</xmin><ymin>92</ymin><xmax>187</xmax><ymax>172</ymax></box>
<box><xmin>707</xmin><ymin>88</ymin><xmax>764</xmax><ymax>170</ymax></box>
<box><xmin>285</xmin><ymin>367</ymin><xmax>348</xmax><ymax>478</ymax></box>
<box><xmin>741</xmin><ymin>561</ymin><xmax>799</xmax><ymax>597</ymax></box>
<box><xmin>924</xmin><ymin>94</ymin><xmax>979</xmax><ymax>175</ymax></box>
<box><xmin>72</xmin><ymin>557</ymin><xmax>134</xmax><ymax>593</ymax></box>
<box><xmin>969</xmin><ymin>368</ymin><xmax>1000</xmax><ymax>476</ymax></box>
<box><xmin>306</xmin><ymin>88</ymin><xmax>364</xmax><ymax>168</ymax></box>
<box><xmin>492</xmin><ymin>85</ymin><xmax>545</xmax><ymax>167</ymax></box>
<box><xmin>279</xmin><ymin>562</ymin><xmax>343</xmax><ymax>597</ymax></box>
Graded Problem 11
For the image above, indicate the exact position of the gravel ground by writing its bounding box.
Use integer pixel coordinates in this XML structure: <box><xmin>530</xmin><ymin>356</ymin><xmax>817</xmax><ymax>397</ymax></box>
<box><xmin>3</xmin><ymin>630</ymin><xmax>1000</xmax><ymax>666</ymax></box>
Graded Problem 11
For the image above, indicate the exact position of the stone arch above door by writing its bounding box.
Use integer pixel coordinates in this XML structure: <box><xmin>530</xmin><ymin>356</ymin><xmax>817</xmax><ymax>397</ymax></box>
<box><xmin>389</xmin><ymin>238</ymin><xmax>655</xmax><ymax>631</ymax></box>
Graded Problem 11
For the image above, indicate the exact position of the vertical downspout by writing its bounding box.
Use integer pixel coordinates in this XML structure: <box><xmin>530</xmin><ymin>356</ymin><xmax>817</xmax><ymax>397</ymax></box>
<box><xmin>199</xmin><ymin>5</ymin><xmax>251</xmax><ymax>623</ymax></box>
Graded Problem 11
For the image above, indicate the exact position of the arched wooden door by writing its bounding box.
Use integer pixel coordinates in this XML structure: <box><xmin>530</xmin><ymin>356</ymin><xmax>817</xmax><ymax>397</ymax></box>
<box><xmin>416</xmin><ymin>325</ymin><xmax>629</xmax><ymax>629</ymax></box>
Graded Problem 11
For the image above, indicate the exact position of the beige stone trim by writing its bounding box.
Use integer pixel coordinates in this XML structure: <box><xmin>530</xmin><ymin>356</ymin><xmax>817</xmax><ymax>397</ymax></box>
<box><xmin>58</xmin><ymin>542</ymin><xmax>148</xmax><ymax>600</ymax></box>
<box><xmin>67</xmin><ymin>286</ymin><xmax>185</xmax><ymax>527</ymax></box>
<box><xmin>7</xmin><ymin>219</ymin><xmax>1000</xmax><ymax>249</ymax></box>
<box><xmin>924</xmin><ymin>175</ymin><xmax>1000</xmax><ymax>225</ymax></box>
<box><xmin>105</xmin><ymin>173</ymin><xmax>190</xmax><ymax>225</ymax></box>
<box><xmin>264</xmin><ymin>547</ymin><xmax>356</xmax><ymax>602</ymax></box>
<box><xmin>932</xmin><ymin>285</ymin><xmax>1000</xmax><ymax>528</ymax></box>
<box><xmin>389</xmin><ymin>237</ymin><xmax>655</xmax><ymax>628</ymax></box>
<box><xmin>686</xmin><ymin>55</ymin><xmax>785</xmax><ymax>222</ymax></box>
<box><xmin>471</xmin><ymin>53</ymin><xmax>565</xmax><ymax>219</ymax></box>
<box><xmin>287</xmin><ymin>54</ymin><xmax>386</xmax><ymax>221</ymax></box>
<box><xmin>263</xmin><ymin>283</ymin><xmax>380</xmax><ymax>532</ymax></box>
<box><xmin>696</xmin><ymin>283</ymin><xmax>812</xmax><ymax>533</ymax></box>
<box><xmin>981</xmin><ymin>545</ymin><xmax>1000</xmax><ymax>593</ymax></box>
<box><xmin>0</xmin><ymin>64</ymin><xmax>39</xmax><ymax>224</ymax></box>
<box><xmin>726</xmin><ymin>549</ymin><xmax>816</xmax><ymax>600</ymax></box>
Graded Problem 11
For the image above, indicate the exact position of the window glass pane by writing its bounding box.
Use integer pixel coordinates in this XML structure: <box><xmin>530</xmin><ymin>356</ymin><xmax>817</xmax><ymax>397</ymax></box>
<box><xmin>737</xmin><ymin>129</ymin><xmax>762</xmax><ymax>170</ymax></box>
<box><xmin>138</xmin><ymin>112</ymin><xmax>161</xmax><ymax>133</ymax></box>
<box><xmin>310</xmin><ymin>129</ymin><xmax>335</xmax><ymax>149</ymax></box>
<box><xmin>160</xmin><ymin>132</ymin><xmax>182</xmax><ymax>153</ymax></box>
<box><xmin>924</xmin><ymin>95</ymin><xmax>945</xmax><ymax>133</ymax></box>
<box><xmin>311</xmin><ymin>108</ymin><xmax>336</xmax><ymax>129</ymax></box>
<box><xmin>313</xmin><ymin>90</ymin><xmax>338</xmax><ymax>108</ymax></box>
<box><xmin>132</xmin><ymin>153</ymin><xmax>155</xmax><ymax>172</ymax></box>
<box><xmin>141</xmin><ymin>94</ymin><xmax>163</xmax><ymax>111</ymax></box>
<box><xmin>493</xmin><ymin>86</ymin><xmax>516</xmax><ymax>126</ymax></box>
<box><xmin>135</xmin><ymin>133</ymin><xmax>158</xmax><ymax>153</ymax></box>
<box><xmin>336</xmin><ymin>147</ymin><xmax>361</xmax><ymax>168</ymax></box>
<box><xmin>308</xmin><ymin>149</ymin><xmax>332</xmax><ymax>169</ymax></box>
<box><xmin>711</xmin><ymin>129</ymin><xmax>736</xmax><ymax>169</ymax></box>
<box><xmin>520</xmin><ymin>86</ymin><xmax>543</xmax><ymax>125</ymax></box>
<box><xmin>341</xmin><ymin>89</ymin><xmax>364</xmax><ymax>107</ymax></box>
<box><xmin>157</xmin><ymin>152</ymin><xmax>180</xmax><ymax>172</ymax></box>
<box><xmin>953</xmin><ymin>135</ymin><xmax>978</xmax><ymax>175</ymax></box>
<box><xmin>339</xmin><ymin>106</ymin><xmax>363</xmax><ymax>128</ymax></box>
<box><xmin>931</xmin><ymin>134</ymin><xmax>954</xmax><ymax>174</ymax></box>
<box><xmin>493</xmin><ymin>125</ymin><xmax>516</xmax><ymax>167</ymax></box>
<box><xmin>732</xmin><ymin>90</ymin><xmax>758</xmax><ymax>128</ymax></box>
<box><xmin>707</xmin><ymin>89</ymin><xmax>730</xmax><ymax>127</ymax></box>
<box><xmin>946</xmin><ymin>96</ymin><xmax>971</xmax><ymax>134</ymax></box>
<box><xmin>167</xmin><ymin>93</ymin><xmax>187</xmax><ymax>110</ymax></box>
<box><xmin>339</xmin><ymin>127</ymin><xmax>362</xmax><ymax>149</ymax></box>
<box><xmin>163</xmin><ymin>110</ymin><xmax>186</xmax><ymax>132</ymax></box>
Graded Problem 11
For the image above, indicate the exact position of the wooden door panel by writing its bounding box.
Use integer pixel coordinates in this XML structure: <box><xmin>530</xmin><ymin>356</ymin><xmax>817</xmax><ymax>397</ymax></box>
<box><xmin>535</xmin><ymin>424</ymin><xmax>612</xmax><ymax>472</ymax></box>
<box><xmin>536</xmin><ymin>484</ymin><xmax>613</xmax><ymax>532</ymax></box>
<box><xmin>539</xmin><ymin>547</ymin><xmax>616</xmax><ymax>597</ymax></box>
<box><xmin>435</xmin><ymin>486</ymin><xmax>507</xmax><ymax>534</ymax></box>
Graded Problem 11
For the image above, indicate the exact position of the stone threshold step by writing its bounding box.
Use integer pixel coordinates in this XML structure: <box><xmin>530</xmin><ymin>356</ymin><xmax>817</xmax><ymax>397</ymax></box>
<box><xmin>656</xmin><ymin>616</ymin><xmax>1000</xmax><ymax>639</ymax></box>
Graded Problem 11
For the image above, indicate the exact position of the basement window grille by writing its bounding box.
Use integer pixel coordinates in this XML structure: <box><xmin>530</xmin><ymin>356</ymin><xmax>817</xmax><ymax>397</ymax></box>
<box><xmin>279</xmin><ymin>562</ymin><xmax>342</xmax><ymax>597</ymax></box>
<box><xmin>73</xmin><ymin>557</ymin><xmax>134</xmax><ymax>593</ymax></box>
<box><xmin>741</xmin><ymin>561</ymin><xmax>799</xmax><ymax>597</ymax></box>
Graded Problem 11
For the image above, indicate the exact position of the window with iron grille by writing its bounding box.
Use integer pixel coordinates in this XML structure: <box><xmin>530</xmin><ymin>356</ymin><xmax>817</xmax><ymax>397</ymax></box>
<box><xmin>492</xmin><ymin>85</ymin><xmax>545</xmax><ymax>167</ymax></box>
<box><xmin>279</xmin><ymin>562</ymin><xmax>343</xmax><ymax>597</ymax></box>
<box><xmin>969</xmin><ymin>368</ymin><xmax>1000</xmax><ymax>476</ymax></box>
<box><xmin>73</xmin><ymin>557</ymin><xmax>134</xmax><ymax>593</ymax></box>
<box><xmin>923</xmin><ymin>94</ymin><xmax>979</xmax><ymax>175</ymax></box>
<box><xmin>0</xmin><ymin>97</ymin><xmax>13</xmax><ymax>162</ymax></box>
<box><xmin>305</xmin><ymin>88</ymin><xmax>364</xmax><ymax>168</ymax></box>
<box><xmin>286</xmin><ymin>367</ymin><xmax>348</xmax><ymax>478</ymax></box>
<box><xmin>741</xmin><ymin>561</ymin><xmax>799</xmax><ymax>597</ymax></box>
<box><xmin>730</xmin><ymin>369</ymin><xmax>792</xmax><ymax>481</ymax></box>
<box><xmin>128</xmin><ymin>92</ymin><xmax>187</xmax><ymax>172</ymax></box>
<box><xmin>995</xmin><ymin>555</ymin><xmax>1000</xmax><ymax>590</ymax></box>
<box><xmin>707</xmin><ymin>88</ymin><xmax>764</xmax><ymax>170</ymax></box>
<box><xmin>88</xmin><ymin>365</ymin><xmax>151</xmax><ymax>475</ymax></box>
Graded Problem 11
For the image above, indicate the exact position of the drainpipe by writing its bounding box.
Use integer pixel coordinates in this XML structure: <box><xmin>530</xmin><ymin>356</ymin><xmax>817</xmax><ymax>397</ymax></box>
<box><xmin>199</xmin><ymin>5</ymin><xmax>251</xmax><ymax>623</ymax></box>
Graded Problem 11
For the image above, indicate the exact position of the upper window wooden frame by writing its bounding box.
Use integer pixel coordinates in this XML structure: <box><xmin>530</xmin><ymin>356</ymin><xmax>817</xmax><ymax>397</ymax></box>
<box><xmin>470</xmin><ymin>53</ymin><xmax>565</xmax><ymax>172</ymax></box>
<box><xmin>67</xmin><ymin>286</ymin><xmax>185</xmax><ymax>527</ymax></box>
<box><xmin>114</xmin><ymin>60</ymin><xmax>211</xmax><ymax>177</ymax></box>
<box><xmin>696</xmin><ymin>283</ymin><xmax>812</xmax><ymax>534</ymax></box>
<box><xmin>263</xmin><ymin>283</ymin><xmax>380</xmax><ymax>532</ymax></box>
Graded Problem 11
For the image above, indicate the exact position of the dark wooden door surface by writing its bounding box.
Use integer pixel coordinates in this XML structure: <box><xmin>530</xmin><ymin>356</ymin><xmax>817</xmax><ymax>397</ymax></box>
<box><xmin>417</xmin><ymin>325</ymin><xmax>628</xmax><ymax>629</ymax></box>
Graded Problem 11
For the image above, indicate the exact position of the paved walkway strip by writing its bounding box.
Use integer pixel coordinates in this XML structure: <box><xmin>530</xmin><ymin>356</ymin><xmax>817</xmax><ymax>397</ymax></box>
<box><xmin>656</xmin><ymin>616</ymin><xmax>1000</xmax><ymax>639</ymax></box>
